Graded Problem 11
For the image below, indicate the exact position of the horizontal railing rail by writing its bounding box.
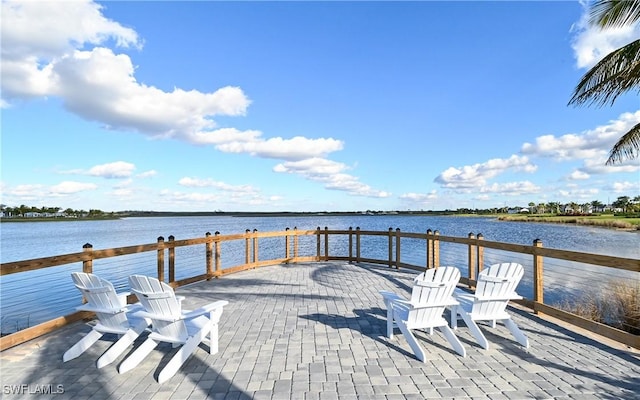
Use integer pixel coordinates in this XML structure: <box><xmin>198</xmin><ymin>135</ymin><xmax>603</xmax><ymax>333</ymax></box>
<box><xmin>1</xmin><ymin>227</ymin><xmax>638</xmax><ymax>351</ymax></box>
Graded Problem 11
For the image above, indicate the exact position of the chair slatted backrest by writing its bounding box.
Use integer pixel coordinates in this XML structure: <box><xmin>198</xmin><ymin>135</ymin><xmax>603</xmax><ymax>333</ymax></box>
<box><xmin>128</xmin><ymin>275</ymin><xmax>188</xmax><ymax>342</ymax></box>
<box><xmin>472</xmin><ymin>262</ymin><xmax>523</xmax><ymax>319</ymax></box>
<box><xmin>71</xmin><ymin>272</ymin><xmax>128</xmax><ymax>329</ymax></box>
<box><xmin>407</xmin><ymin>267</ymin><xmax>460</xmax><ymax>326</ymax></box>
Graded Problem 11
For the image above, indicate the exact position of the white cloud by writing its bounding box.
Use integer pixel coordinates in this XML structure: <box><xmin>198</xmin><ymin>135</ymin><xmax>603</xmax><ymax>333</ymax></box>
<box><xmin>178</xmin><ymin>177</ymin><xmax>258</xmax><ymax>194</ymax></box>
<box><xmin>137</xmin><ymin>170</ymin><xmax>157</xmax><ymax>179</ymax></box>
<box><xmin>88</xmin><ymin>161</ymin><xmax>136</xmax><ymax>179</ymax></box>
<box><xmin>558</xmin><ymin>187</ymin><xmax>600</xmax><ymax>200</ymax></box>
<box><xmin>610</xmin><ymin>180</ymin><xmax>640</xmax><ymax>193</ymax></box>
<box><xmin>570</xmin><ymin>2</ymin><xmax>640</xmax><ymax>69</ymax></box>
<box><xmin>434</xmin><ymin>155</ymin><xmax>536</xmax><ymax>189</ymax></box>
<box><xmin>399</xmin><ymin>191</ymin><xmax>438</xmax><ymax>203</ymax></box>
<box><xmin>50</xmin><ymin>181</ymin><xmax>98</xmax><ymax>195</ymax></box>
<box><xmin>274</xmin><ymin>158</ymin><xmax>390</xmax><ymax>198</ymax></box>
<box><xmin>216</xmin><ymin>136</ymin><xmax>344</xmax><ymax>161</ymax></box>
<box><xmin>522</xmin><ymin>111</ymin><xmax>640</xmax><ymax>163</ymax></box>
<box><xmin>479</xmin><ymin>181</ymin><xmax>541</xmax><ymax>196</ymax></box>
<box><xmin>568</xmin><ymin>170</ymin><xmax>591</xmax><ymax>180</ymax></box>
<box><xmin>1</xmin><ymin>0</ymin><xmax>349</xmax><ymax>171</ymax></box>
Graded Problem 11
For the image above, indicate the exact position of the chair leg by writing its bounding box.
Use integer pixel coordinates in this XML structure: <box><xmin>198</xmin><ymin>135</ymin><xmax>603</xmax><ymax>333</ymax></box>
<box><xmin>438</xmin><ymin>325</ymin><xmax>466</xmax><ymax>357</ymax></box>
<box><xmin>118</xmin><ymin>337</ymin><xmax>158</xmax><ymax>374</ymax></box>
<box><xmin>63</xmin><ymin>329</ymin><xmax>104</xmax><ymax>362</ymax></box>
<box><xmin>158</xmin><ymin>326</ymin><xmax>209</xmax><ymax>384</ymax></box>
<box><xmin>96</xmin><ymin>320</ymin><xmax>148</xmax><ymax>368</ymax></box>
<box><xmin>450</xmin><ymin>305</ymin><xmax>459</xmax><ymax>329</ymax></box>
<box><xmin>395</xmin><ymin>316</ymin><xmax>426</xmax><ymax>363</ymax></box>
<box><xmin>503</xmin><ymin>319</ymin><xmax>529</xmax><ymax>348</ymax></box>
<box><xmin>460</xmin><ymin>313</ymin><xmax>490</xmax><ymax>350</ymax></box>
<box><xmin>386</xmin><ymin>306</ymin><xmax>394</xmax><ymax>339</ymax></box>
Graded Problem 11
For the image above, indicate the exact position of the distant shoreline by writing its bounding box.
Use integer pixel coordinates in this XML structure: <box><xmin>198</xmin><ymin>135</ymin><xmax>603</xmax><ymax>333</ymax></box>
<box><xmin>2</xmin><ymin>211</ymin><xmax>638</xmax><ymax>231</ymax></box>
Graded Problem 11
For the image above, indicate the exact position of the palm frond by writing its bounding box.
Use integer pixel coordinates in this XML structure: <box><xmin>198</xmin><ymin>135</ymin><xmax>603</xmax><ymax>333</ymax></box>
<box><xmin>606</xmin><ymin>121</ymin><xmax>640</xmax><ymax>164</ymax></box>
<box><xmin>590</xmin><ymin>0</ymin><xmax>640</xmax><ymax>28</ymax></box>
<box><xmin>568</xmin><ymin>39</ymin><xmax>640</xmax><ymax>107</ymax></box>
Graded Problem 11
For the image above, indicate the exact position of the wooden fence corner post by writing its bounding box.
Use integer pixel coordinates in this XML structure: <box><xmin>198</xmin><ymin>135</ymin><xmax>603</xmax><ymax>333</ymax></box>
<box><xmin>253</xmin><ymin>229</ymin><xmax>258</xmax><ymax>266</ymax></box>
<box><xmin>433</xmin><ymin>230</ymin><xmax>441</xmax><ymax>268</ymax></box>
<box><xmin>426</xmin><ymin>230</ymin><xmax>433</xmax><ymax>270</ymax></box>
<box><xmin>294</xmin><ymin>227</ymin><xmax>299</xmax><ymax>262</ymax></box>
<box><xmin>533</xmin><ymin>238</ymin><xmax>544</xmax><ymax>314</ymax></box>
<box><xmin>157</xmin><ymin>236</ymin><xmax>165</xmax><ymax>282</ymax></box>
<box><xmin>82</xmin><ymin>243</ymin><xmax>93</xmax><ymax>274</ymax></box>
<box><xmin>324</xmin><ymin>226</ymin><xmax>329</xmax><ymax>261</ymax></box>
<box><xmin>245</xmin><ymin>229</ymin><xmax>251</xmax><ymax>267</ymax></box>
<box><xmin>348</xmin><ymin>227</ymin><xmax>353</xmax><ymax>263</ymax></box>
<box><xmin>468</xmin><ymin>232</ymin><xmax>476</xmax><ymax>288</ymax></box>
<box><xmin>388</xmin><ymin>227</ymin><xmax>393</xmax><ymax>268</ymax></box>
<box><xmin>285</xmin><ymin>227</ymin><xmax>290</xmax><ymax>263</ymax></box>
<box><xmin>214</xmin><ymin>231</ymin><xmax>221</xmax><ymax>277</ymax></box>
<box><xmin>205</xmin><ymin>232</ymin><xmax>213</xmax><ymax>280</ymax></box>
<box><xmin>315</xmin><ymin>226</ymin><xmax>321</xmax><ymax>261</ymax></box>
<box><xmin>168</xmin><ymin>235</ymin><xmax>175</xmax><ymax>284</ymax></box>
<box><xmin>356</xmin><ymin>227</ymin><xmax>361</xmax><ymax>263</ymax></box>
<box><xmin>477</xmin><ymin>233</ymin><xmax>484</xmax><ymax>275</ymax></box>
<box><xmin>395</xmin><ymin>228</ymin><xmax>401</xmax><ymax>269</ymax></box>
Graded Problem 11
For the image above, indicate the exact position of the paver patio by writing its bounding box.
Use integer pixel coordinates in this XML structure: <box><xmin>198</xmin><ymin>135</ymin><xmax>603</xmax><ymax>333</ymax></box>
<box><xmin>1</xmin><ymin>262</ymin><xmax>638</xmax><ymax>399</ymax></box>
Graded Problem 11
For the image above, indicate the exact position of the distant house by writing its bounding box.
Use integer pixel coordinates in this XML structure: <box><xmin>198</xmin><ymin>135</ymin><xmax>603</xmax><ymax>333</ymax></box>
<box><xmin>24</xmin><ymin>212</ymin><xmax>42</xmax><ymax>218</ymax></box>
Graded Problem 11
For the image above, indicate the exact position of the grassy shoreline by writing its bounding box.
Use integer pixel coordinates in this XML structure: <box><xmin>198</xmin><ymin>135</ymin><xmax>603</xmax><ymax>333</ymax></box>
<box><xmin>497</xmin><ymin>214</ymin><xmax>640</xmax><ymax>231</ymax></box>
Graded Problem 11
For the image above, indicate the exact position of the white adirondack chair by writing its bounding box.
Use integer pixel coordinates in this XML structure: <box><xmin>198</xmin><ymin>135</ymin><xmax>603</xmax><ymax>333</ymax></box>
<box><xmin>63</xmin><ymin>272</ymin><xmax>150</xmax><ymax>368</ymax></box>
<box><xmin>119</xmin><ymin>275</ymin><xmax>228</xmax><ymax>383</ymax></box>
<box><xmin>450</xmin><ymin>262</ymin><xmax>529</xmax><ymax>350</ymax></box>
<box><xmin>380</xmin><ymin>266</ymin><xmax>466</xmax><ymax>361</ymax></box>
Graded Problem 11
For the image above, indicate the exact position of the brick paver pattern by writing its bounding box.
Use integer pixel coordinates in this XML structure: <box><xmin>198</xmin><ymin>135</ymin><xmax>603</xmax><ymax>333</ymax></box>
<box><xmin>1</xmin><ymin>262</ymin><xmax>638</xmax><ymax>399</ymax></box>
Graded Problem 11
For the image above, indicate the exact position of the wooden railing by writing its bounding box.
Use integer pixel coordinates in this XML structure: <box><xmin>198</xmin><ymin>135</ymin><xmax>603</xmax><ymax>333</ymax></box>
<box><xmin>1</xmin><ymin>227</ymin><xmax>638</xmax><ymax>351</ymax></box>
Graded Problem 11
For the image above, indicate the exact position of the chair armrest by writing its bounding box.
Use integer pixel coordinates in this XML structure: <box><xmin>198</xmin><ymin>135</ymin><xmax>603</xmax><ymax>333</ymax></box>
<box><xmin>182</xmin><ymin>300</ymin><xmax>228</xmax><ymax>320</ymax></box>
<box><xmin>474</xmin><ymin>293</ymin><xmax>523</xmax><ymax>302</ymax></box>
<box><xmin>131</xmin><ymin>309</ymin><xmax>182</xmax><ymax>322</ymax></box>
<box><xmin>76</xmin><ymin>304</ymin><xmax>128</xmax><ymax>315</ymax></box>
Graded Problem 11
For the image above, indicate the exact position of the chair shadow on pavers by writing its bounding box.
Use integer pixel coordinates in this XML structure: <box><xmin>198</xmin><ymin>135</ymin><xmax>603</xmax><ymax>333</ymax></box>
<box><xmin>63</xmin><ymin>272</ymin><xmax>151</xmax><ymax>368</ymax></box>
<box><xmin>118</xmin><ymin>275</ymin><xmax>228</xmax><ymax>384</ymax></box>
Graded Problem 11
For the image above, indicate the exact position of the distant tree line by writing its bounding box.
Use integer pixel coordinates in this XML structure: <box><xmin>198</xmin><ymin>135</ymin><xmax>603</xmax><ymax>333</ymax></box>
<box><xmin>0</xmin><ymin>204</ymin><xmax>113</xmax><ymax>219</ymax></box>
<box><xmin>2</xmin><ymin>195</ymin><xmax>637</xmax><ymax>219</ymax></box>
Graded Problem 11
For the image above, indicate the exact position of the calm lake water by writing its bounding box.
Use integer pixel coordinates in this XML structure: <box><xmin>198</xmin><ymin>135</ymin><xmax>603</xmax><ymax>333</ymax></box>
<box><xmin>1</xmin><ymin>215</ymin><xmax>638</xmax><ymax>334</ymax></box>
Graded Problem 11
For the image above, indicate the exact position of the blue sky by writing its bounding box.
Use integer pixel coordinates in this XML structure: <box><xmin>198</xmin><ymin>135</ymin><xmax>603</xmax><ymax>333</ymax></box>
<box><xmin>2</xmin><ymin>0</ymin><xmax>639</xmax><ymax>213</ymax></box>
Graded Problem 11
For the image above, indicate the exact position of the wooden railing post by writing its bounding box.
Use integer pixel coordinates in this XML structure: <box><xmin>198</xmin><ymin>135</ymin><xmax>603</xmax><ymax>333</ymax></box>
<box><xmin>82</xmin><ymin>243</ymin><xmax>93</xmax><ymax>274</ymax></box>
<box><xmin>285</xmin><ymin>227</ymin><xmax>290</xmax><ymax>261</ymax></box>
<box><xmin>348</xmin><ymin>227</ymin><xmax>353</xmax><ymax>263</ymax></box>
<box><xmin>426</xmin><ymin>230</ymin><xmax>433</xmax><ymax>269</ymax></box>
<box><xmin>477</xmin><ymin>233</ymin><xmax>485</xmax><ymax>275</ymax></box>
<box><xmin>324</xmin><ymin>227</ymin><xmax>329</xmax><ymax>261</ymax></box>
<box><xmin>533</xmin><ymin>239</ymin><xmax>544</xmax><ymax>314</ymax></box>
<box><xmin>316</xmin><ymin>226</ymin><xmax>321</xmax><ymax>261</ymax></box>
<box><xmin>395</xmin><ymin>228</ymin><xmax>401</xmax><ymax>269</ymax></box>
<box><xmin>168</xmin><ymin>235</ymin><xmax>175</xmax><ymax>284</ymax></box>
<box><xmin>214</xmin><ymin>231</ymin><xmax>221</xmax><ymax>276</ymax></box>
<box><xmin>294</xmin><ymin>227</ymin><xmax>299</xmax><ymax>261</ymax></box>
<box><xmin>388</xmin><ymin>227</ymin><xmax>393</xmax><ymax>268</ymax></box>
<box><xmin>245</xmin><ymin>229</ymin><xmax>251</xmax><ymax>266</ymax></box>
<box><xmin>253</xmin><ymin>229</ymin><xmax>258</xmax><ymax>265</ymax></box>
<box><xmin>157</xmin><ymin>236</ymin><xmax>165</xmax><ymax>282</ymax></box>
<box><xmin>468</xmin><ymin>233</ymin><xmax>476</xmax><ymax>288</ymax></box>
<box><xmin>356</xmin><ymin>227</ymin><xmax>361</xmax><ymax>263</ymax></box>
<box><xmin>433</xmin><ymin>230</ymin><xmax>440</xmax><ymax>268</ymax></box>
<box><xmin>206</xmin><ymin>232</ymin><xmax>213</xmax><ymax>279</ymax></box>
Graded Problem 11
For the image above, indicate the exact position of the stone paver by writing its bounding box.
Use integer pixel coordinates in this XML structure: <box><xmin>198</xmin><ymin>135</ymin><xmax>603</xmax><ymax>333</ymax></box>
<box><xmin>1</xmin><ymin>262</ymin><xmax>639</xmax><ymax>399</ymax></box>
